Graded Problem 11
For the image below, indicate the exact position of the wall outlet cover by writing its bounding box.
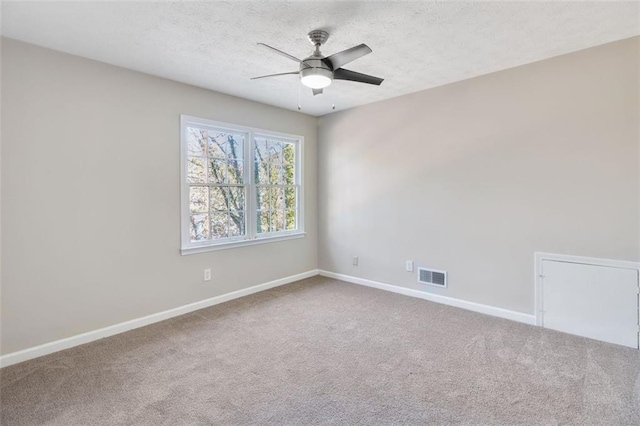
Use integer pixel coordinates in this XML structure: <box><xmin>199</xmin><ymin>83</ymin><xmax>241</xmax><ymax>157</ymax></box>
<box><xmin>406</xmin><ymin>261</ymin><xmax>414</xmax><ymax>272</ymax></box>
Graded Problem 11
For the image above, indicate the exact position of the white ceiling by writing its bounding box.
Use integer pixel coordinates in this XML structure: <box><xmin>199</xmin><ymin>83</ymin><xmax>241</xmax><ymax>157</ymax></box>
<box><xmin>2</xmin><ymin>1</ymin><xmax>638</xmax><ymax>116</ymax></box>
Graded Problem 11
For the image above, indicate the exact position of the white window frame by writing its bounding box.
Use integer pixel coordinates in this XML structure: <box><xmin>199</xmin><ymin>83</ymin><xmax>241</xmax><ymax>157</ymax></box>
<box><xmin>180</xmin><ymin>115</ymin><xmax>305</xmax><ymax>255</ymax></box>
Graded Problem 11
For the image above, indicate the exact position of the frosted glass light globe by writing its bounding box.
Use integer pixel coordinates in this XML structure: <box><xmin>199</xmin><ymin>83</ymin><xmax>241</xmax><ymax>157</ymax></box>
<box><xmin>301</xmin><ymin>74</ymin><xmax>332</xmax><ymax>89</ymax></box>
<box><xmin>300</xmin><ymin>67</ymin><xmax>333</xmax><ymax>89</ymax></box>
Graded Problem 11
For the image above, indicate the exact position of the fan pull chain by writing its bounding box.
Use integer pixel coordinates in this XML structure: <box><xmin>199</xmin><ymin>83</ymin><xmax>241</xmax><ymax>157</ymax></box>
<box><xmin>330</xmin><ymin>86</ymin><xmax>336</xmax><ymax>110</ymax></box>
<box><xmin>297</xmin><ymin>81</ymin><xmax>302</xmax><ymax>111</ymax></box>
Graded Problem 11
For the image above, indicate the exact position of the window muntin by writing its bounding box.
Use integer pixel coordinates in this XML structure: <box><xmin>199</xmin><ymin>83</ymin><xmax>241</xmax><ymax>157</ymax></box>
<box><xmin>181</xmin><ymin>116</ymin><xmax>303</xmax><ymax>253</ymax></box>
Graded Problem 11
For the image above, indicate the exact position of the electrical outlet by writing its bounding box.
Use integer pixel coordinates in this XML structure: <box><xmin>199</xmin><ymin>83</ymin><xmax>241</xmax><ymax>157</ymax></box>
<box><xmin>203</xmin><ymin>269</ymin><xmax>211</xmax><ymax>282</ymax></box>
<box><xmin>406</xmin><ymin>261</ymin><xmax>414</xmax><ymax>272</ymax></box>
<box><xmin>352</xmin><ymin>256</ymin><xmax>359</xmax><ymax>266</ymax></box>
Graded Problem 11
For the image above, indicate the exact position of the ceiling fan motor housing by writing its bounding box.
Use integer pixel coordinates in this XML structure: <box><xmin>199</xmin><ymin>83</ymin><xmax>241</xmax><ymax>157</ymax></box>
<box><xmin>300</xmin><ymin>57</ymin><xmax>331</xmax><ymax>73</ymax></box>
<box><xmin>300</xmin><ymin>66</ymin><xmax>333</xmax><ymax>85</ymax></box>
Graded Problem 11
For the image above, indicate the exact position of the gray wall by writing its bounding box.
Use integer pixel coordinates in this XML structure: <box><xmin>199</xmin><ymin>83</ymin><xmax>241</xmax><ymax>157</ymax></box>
<box><xmin>318</xmin><ymin>37</ymin><xmax>639</xmax><ymax>315</ymax></box>
<box><xmin>1</xmin><ymin>38</ymin><xmax>318</xmax><ymax>355</ymax></box>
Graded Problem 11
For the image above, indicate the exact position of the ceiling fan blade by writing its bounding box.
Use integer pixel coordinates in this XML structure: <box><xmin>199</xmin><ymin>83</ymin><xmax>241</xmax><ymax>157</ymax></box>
<box><xmin>312</xmin><ymin>88</ymin><xmax>323</xmax><ymax>96</ymax></box>
<box><xmin>333</xmin><ymin>68</ymin><xmax>384</xmax><ymax>85</ymax></box>
<box><xmin>257</xmin><ymin>43</ymin><xmax>302</xmax><ymax>63</ymax></box>
<box><xmin>250</xmin><ymin>71</ymin><xmax>299</xmax><ymax>80</ymax></box>
<box><xmin>322</xmin><ymin>44</ymin><xmax>372</xmax><ymax>70</ymax></box>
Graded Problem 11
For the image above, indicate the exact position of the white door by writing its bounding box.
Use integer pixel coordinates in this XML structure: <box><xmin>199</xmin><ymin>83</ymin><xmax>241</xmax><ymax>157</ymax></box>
<box><xmin>542</xmin><ymin>260</ymin><xmax>639</xmax><ymax>349</ymax></box>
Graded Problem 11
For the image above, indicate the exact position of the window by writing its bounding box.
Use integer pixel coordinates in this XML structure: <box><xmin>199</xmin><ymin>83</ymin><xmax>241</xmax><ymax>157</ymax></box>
<box><xmin>180</xmin><ymin>115</ymin><xmax>303</xmax><ymax>254</ymax></box>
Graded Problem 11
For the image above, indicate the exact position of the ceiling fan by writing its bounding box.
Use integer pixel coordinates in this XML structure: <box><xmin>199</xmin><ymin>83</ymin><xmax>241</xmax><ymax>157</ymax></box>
<box><xmin>251</xmin><ymin>30</ymin><xmax>384</xmax><ymax>96</ymax></box>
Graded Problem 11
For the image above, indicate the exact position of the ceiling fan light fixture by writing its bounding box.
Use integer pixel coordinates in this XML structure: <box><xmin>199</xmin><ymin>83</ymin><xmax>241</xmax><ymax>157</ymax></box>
<box><xmin>300</xmin><ymin>67</ymin><xmax>332</xmax><ymax>89</ymax></box>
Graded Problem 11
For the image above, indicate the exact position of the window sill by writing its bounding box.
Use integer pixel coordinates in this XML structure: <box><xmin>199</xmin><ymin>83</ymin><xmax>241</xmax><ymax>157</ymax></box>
<box><xmin>180</xmin><ymin>232</ymin><xmax>306</xmax><ymax>255</ymax></box>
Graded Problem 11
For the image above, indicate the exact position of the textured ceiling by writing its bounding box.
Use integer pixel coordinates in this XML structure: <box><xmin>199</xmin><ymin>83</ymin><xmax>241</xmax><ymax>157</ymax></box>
<box><xmin>2</xmin><ymin>1</ymin><xmax>639</xmax><ymax>116</ymax></box>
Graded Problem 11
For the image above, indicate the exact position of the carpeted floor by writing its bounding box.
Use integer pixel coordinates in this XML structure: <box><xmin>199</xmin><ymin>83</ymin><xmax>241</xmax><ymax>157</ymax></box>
<box><xmin>1</xmin><ymin>276</ymin><xmax>639</xmax><ymax>425</ymax></box>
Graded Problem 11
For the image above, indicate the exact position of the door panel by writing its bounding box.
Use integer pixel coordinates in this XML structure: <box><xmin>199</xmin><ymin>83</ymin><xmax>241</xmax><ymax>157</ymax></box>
<box><xmin>542</xmin><ymin>260</ymin><xmax>638</xmax><ymax>349</ymax></box>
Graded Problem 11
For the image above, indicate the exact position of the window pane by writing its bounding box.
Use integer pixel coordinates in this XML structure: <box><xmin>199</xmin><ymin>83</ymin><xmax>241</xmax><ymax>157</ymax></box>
<box><xmin>229</xmin><ymin>211</ymin><xmax>245</xmax><ymax>236</ymax></box>
<box><xmin>286</xmin><ymin>209</ymin><xmax>296</xmax><ymax>230</ymax></box>
<box><xmin>188</xmin><ymin>128</ymin><xmax>207</xmax><ymax>156</ymax></box>
<box><xmin>207</xmin><ymin>131</ymin><xmax>229</xmax><ymax>158</ymax></box>
<box><xmin>283</xmin><ymin>141</ymin><xmax>295</xmax><ymax>185</ymax></box>
<box><xmin>269</xmin><ymin>163</ymin><xmax>283</xmax><ymax>184</ymax></box>
<box><xmin>210</xmin><ymin>187</ymin><xmax>228</xmax><ymax>211</ymax></box>
<box><xmin>283</xmin><ymin>142</ymin><xmax>295</xmax><ymax>166</ymax></box>
<box><xmin>210</xmin><ymin>186</ymin><xmax>246</xmax><ymax>212</ymax></box>
<box><xmin>227</xmin><ymin>136</ymin><xmax>244</xmax><ymax>161</ymax></box>
<box><xmin>189</xmin><ymin>186</ymin><xmax>208</xmax><ymax>213</ymax></box>
<box><xmin>271</xmin><ymin>209</ymin><xmax>285</xmax><ymax>232</ymax></box>
<box><xmin>267</xmin><ymin>141</ymin><xmax>283</xmax><ymax>164</ymax></box>
<box><xmin>254</xmin><ymin>138</ymin><xmax>268</xmax><ymax>162</ymax></box>
<box><xmin>211</xmin><ymin>212</ymin><xmax>229</xmax><ymax>239</ymax></box>
<box><xmin>227</xmin><ymin>160</ymin><xmax>243</xmax><ymax>184</ymax></box>
<box><xmin>272</xmin><ymin>187</ymin><xmax>284</xmax><ymax>210</ymax></box>
<box><xmin>284</xmin><ymin>187</ymin><xmax>296</xmax><ymax>209</ymax></box>
<box><xmin>227</xmin><ymin>187</ymin><xmax>245</xmax><ymax>211</ymax></box>
<box><xmin>208</xmin><ymin>159</ymin><xmax>226</xmax><ymax>184</ymax></box>
<box><xmin>187</xmin><ymin>157</ymin><xmax>206</xmax><ymax>183</ymax></box>
<box><xmin>190</xmin><ymin>214</ymin><xmax>209</xmax><ymax>241</ymax></box>
<box><xmin>284</xmin><ymin>163</ymin><xmax>295</xmax><ymax>185</ymax></box>
<box><xmin>257</xmin><ymin>187</ymin><xmax>270</xmax><ymax>211</ymax></box>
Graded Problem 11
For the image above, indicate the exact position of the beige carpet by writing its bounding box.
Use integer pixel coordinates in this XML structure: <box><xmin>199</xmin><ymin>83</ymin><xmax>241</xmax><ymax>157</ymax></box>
<box><xmin>1</xmin><ymin>276</ymin><xmax>639</xmax><ymax>425</ymax></box>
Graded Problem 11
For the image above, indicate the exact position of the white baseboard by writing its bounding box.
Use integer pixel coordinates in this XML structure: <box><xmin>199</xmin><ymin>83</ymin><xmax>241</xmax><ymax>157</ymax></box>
<box><xmin>319</xmin><ymin>270</ymin><xmax>536</xmax><ymax>326</ymax></box>
<box><xmin>0</xmin><ymin>268</ymin><xmax>537</xmax><ymax>368</ymax></box>
<box><xmin>0</xmin><ymin>269</ymin><xmax>319</xmax><ymax>368</ymax></box>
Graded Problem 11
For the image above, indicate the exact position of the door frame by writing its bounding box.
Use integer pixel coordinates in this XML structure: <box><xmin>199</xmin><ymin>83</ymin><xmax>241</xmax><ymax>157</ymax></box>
<box><xmin>534</xmin><ymin>252</ymin><xmax>639</xmax><ymax>327</ymax></box>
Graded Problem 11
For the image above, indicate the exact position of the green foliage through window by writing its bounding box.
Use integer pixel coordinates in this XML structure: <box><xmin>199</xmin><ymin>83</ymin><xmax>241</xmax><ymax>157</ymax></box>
<box><xmin>254</xmin><ymin>138</ymin><xmax>297</xmax><ymax>234</ymax></box>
